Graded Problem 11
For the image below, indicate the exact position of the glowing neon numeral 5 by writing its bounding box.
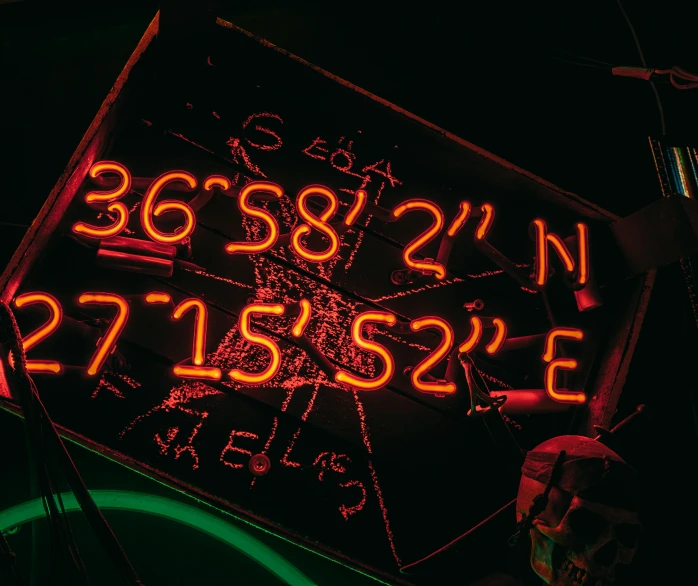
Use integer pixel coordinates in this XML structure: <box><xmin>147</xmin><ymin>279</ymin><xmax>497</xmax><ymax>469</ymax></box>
<box><xmin>12</xmin><ymin>293</ymin><xmax>64</xmax><ymax>375</ymax></box>
<box><xmin>225</xmin><ymin>182</ymin><xmax>284</xmax><ymax>255</ymax></box>
<box><xmin>72</xmin><ymin>161</ymin><xmax>131</xmax><ymax>239</ymax></box>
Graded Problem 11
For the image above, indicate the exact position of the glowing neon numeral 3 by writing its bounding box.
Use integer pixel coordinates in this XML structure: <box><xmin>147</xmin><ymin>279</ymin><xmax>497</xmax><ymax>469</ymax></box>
<box><xmin>12</xmin><ymin>293</ymin><xmax>64</xmax><ymax>374</ymax></box>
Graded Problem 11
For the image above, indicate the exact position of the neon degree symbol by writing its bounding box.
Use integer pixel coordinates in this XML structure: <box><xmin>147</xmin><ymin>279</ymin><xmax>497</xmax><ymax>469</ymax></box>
<box><xmin>141</xmin><ymin>171</ymin><xmax>197</xmax><ymax>244</ymax></box>
<box><xmin>225</xmin><ymin>182</ymin><xmax>284</xmax><ymax>255</ymax></box>
<box><xmin>77</xmin><ymin>293</ymin><xmax>129</xmax><ymax>376</ymax></box>
<box><xmin>291</xmin><ymin>185</ymin><xmax>341</xmax><ymax>262</ymax></box>
<box><xmin>229</xmin><ymin>303</ymin><xmax>285</xmax><ymax>385</ymax></box>
<box><xmin>392</xmin><ymin>199</ymin><xmax>447</xmax><ymax>279</ymax></box>
<box><xmin>409</xmin><ymin>317</ymin><xmax>456</xmax><ymax>395</ymax></box>
<box><xmin>171</xmin><ymin>298</ymin><xmax>221</xmax><ymax>381</ymax></box>
<box><xmin>334</xmin><ymin>312</ymin><xmax>396</xmax><ymax>391</ymax></box>
<box><xmin>542</xmin><ymin>327</ymin><xmax>586</xmax><ymax>404</ymax></box>
<box><xmin>72</xmin><ymin>161</ymin><xmax>131</xmax><ymax>239</ymax></box>
<box><xmin>12</xmin><ymin>292</ymin><xmax>63</xmax><ymax>375</ymax></box>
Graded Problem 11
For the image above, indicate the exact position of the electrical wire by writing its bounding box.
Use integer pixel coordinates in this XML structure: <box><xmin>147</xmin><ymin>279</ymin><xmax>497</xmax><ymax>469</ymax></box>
<box><xmin>615</xmin><ymin>0</ymin><xmax>666</xmax><ymax>136</ymax></box>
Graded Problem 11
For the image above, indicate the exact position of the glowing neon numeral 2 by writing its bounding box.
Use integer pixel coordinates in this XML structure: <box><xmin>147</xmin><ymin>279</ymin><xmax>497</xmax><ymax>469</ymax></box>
<box><xmin>12</xmin><ymin>293</ymin><xmax>64</xmax><ymax>374</ymax></box>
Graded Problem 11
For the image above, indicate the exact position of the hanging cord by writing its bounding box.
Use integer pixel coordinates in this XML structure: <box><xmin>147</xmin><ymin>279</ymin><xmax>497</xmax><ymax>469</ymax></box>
<box><xmin>0</xmin><ymin>301</ymin><xmax>145</xmax><ymax>586</ymax></box>
<box><xmin>507</xmin><ymin>450</ymin><xmax>567</xmax><ymax>547</ymax></box>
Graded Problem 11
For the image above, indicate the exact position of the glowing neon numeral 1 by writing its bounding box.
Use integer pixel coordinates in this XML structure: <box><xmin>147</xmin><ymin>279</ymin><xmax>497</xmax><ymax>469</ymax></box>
<box><xmin>12</xmin><ymin>293</ymin><xmax>63</xmax><ymax>374</ymax></box>
<box><xmin>446</xmin><ymin>201</ymin><xmax>472</xmax><ymax>237</ymax></box>
<box><xmin>409</xmin><ymin>317</ymin><xmax>456</xmax><ymax>395</ymax></box>
<box><xmin>542</xmin><ymin>327</ymin><xmax>585</xmax><ymax>404</ymax></box>
<box><xmin>78</xmin><ymin>293</ymin><xmax>129</xmax><ymax>376</ymax></box>
<box><xmin>334</xmin><ymin>312</ymin><xmax>396</xmax><ymax>391</ymax></box>
<box><xmin>392</xmin><ymin>200</ymin><xmax>447</xmax><ymax>279</ymax></box>
<box><xmin>141</xmin><ymin>171</ymin><xmax>197</xmax><ymax>244</ymax></box>
<box><xmin>229</xmin><ymin>304</ymin><xmax>285</xmax><ymax>385</ymax></box>
<box><xmin>171</xmin><ymin>298</ymin><xmax>221</xmax><ymax>380</ymax></box>
<box><xmin>225</xmin><ymin>182</ymin><xmax>284</xmax><ymax>255</ymax></box>
<box><xmin>291</xmin><ymin>185</ymin><xmax>340</xmax><ymax>262</ymax></box>
<box><xmin>72</xmin><ymin>161</ymin><xmax>131</xmax><ymax>239</ymax></box>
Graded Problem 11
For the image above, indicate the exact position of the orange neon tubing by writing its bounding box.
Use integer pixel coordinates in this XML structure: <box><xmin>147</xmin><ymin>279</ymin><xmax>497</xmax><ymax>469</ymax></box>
<box><xmin>12</xmin><ymin>293</ymin><xmax>63</xmax><ymax>374</ymax></box>
<box><xmin>141</xmin><ymin>171</ymin><xmax>198</xmax><ymax>244</ymax></box>
<box><xmin>229</xmin><ymin>304</ymin><xmax>285</xmax><ymax>385</ymax></box>
<box><xmin>392</xmin><ymin>199</ymin><xmax>446</xmax><ymax>280</ymax></box>
<box><xmin>78</xmin><ymin>293</ymin><xmax>129</xmax><ymax>376</ymax></box>
<box><xmin>334</xmin><ymin>312</ymin><xmax>396</xmax><ymax>391</ymax></box>
<box><xmin>446</xmin><ymin>201</ymin><xmax>472</xmax><ymax>237</ymax></box>
<box><xmin>485</xmin><ymin>318</ymin><xmax>507</xmax><ymax>354</ymax></box>
<box><xmin>533</xmin><ymin>219</ymin><xmax>590</xmax><ymax>287</ymax></box>
<box><xmin>291</xmin><ymin>299</ymin><xmax>312</xmax><ymax>337</ymax></box>
<box><xmin>409</xmin><ymin>317</ymin><xmax>456</xmax><ymax>395</ymax></box>
<box><xmin>458</xmin><ymin>316</ymin><xmax>483</xmax><ymax>354</ymax></box>
<box><xmin>475</xmin><ymin>204</ymin><xmax>495</xmax><ymax>240</ymax></box>
<box><xmin>545</xmin><ymin>359</ymin><xmax>586</xmax><ymax>404</ymax></box>
<box><xmin>344</xmin><ymin>190</ymin><xmax>367</xmax><ymax>226</ymax></box>
<box><xmin>85</xmin><ymin>161</ymin><xmax>132</xmax><ymax>203</ymax></box>
<box><xmin>575</xmin><ymin>223</ymin><xmax>590</xmax><ymax>286</ymax></box>
<box><xmin>204</xmin><ymin>175</ymin><xmax>232</xmax><ymax>192</ymax></box>
<box><xmin>172</xmin><ymin>299</ymin><xmax>209</xmax><ymax>367</ymax></box>
<box><xmin>225</xmin><ymin>182</ymin><xmax>283</xmax><ymax>255</ymax></box>
<box><xmin>291</xmin><ymin>185</ymin><xmax>340</xmax><ymax>263</ymax></box>
<box><xmin>173</xmin><ymin>366</ymin><xmax>222</xmax><ymax>380</ymax></box>
<box><xmin>73</xmin><ymin>202</ymin><xmax>129</xmax><ymax>239</ymax></box>
<box><xmin>542</xmin><ymin>327</ymin><xmax>584</xmax><ymax>363</ymax></box>
<box><xmin>145</xmin><ymin>292</ymin><xmax>171</xmax><ymax>304</ymax></box>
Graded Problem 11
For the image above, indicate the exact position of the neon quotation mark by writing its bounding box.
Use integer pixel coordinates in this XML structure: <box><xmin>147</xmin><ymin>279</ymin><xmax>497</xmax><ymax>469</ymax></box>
<box><xmin>225</xmin><ymin>182</ymin><xmax>284</xmax><ymax>255</ymax></box>
<box><xmin>542</xmin><ymin>327</ymin><xmax>585</xmax><ymax>404</ymax></box>
<box><xmin>532</xmin><ymin>220</ymin><xmax>590</xmax><ymax>289</ymax></box>
<box><xmin>335</xmin><ymin>312</ymin><xmax>396</xmax><ymax>391</ymax></box>
<box><xmin>77</xmin><ymin>293</ymin><xmax>129</xmax><ymax>376</ymax></box>
<box><xmin>458</xmin><ymin>316</ymin><xmax>507</xmax><ymax>355</ymax></box>
<box><xmin>72</xmin><ymin>161</ymin><xmax>132</xmax><ymax>239</ymax></box>
<box><xmin>12</xmin><ymin>293</ymin><xmax>64</xmax><ymax>374</ymax></box>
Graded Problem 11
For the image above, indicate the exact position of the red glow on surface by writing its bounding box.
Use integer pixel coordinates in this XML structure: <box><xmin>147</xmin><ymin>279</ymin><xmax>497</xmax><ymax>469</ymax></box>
<box><xmin>344</xmin><ymin>189</ymin><xmax>367</xmax><ymax>226</ymax></box>
<box><xmin>203</xmin><ymin>175</ymin><xmax>232</xmax><ymax>192</ymax></box>
<box><xmin>542</xmin><ymin>327</ymin><xmax>584</xmax><ymax>362</ymax></box>
<box><xmin>85</xmin><ymin>161</ymin><xmax>132</xmax><ymax>202</ymax></box>
<box><xmin>458</xmin><ymin>316</ymin><xmax>483</xmax><ymax>354</ymax></box>
<box><xmin>225</xmin><ymin>182</ymin><xmax>283</xmax><ymax>254</ymax></box>
<box><xmin>291</xmin><ymin>185</ymin><xmax>340</xmax><ymax>262</ymax></box>
<box><xmin>77</xmin><ymin>293</ymin><xmax>129</xmax><ymax>376</ymax></box>
<box><xmin>475</xmin><ymin>204</ymin><xmax>495</xmax><ymax>240</ymax></box>
<box><xmin>485</xmin><ymin>318</ymin><xmax>507</xmax><ymax>354</ymax></box>
<box><xmin>392</xmin><ymin>199</ymin><xmax>446</xmax><ymax>280</ymax></box>
<box><xmin>545</xmin><ymin>359</ymin><xmax>586</xmax><ymax>404</ymax></box>
<box><xmin>291</xmin><ymin>299</ymin><xmax>312</xmax><ymax>337</ymax></box>
<box><xmin>334</xmin><ymin>312</ymin><xmax>396</xmax><ymax>391</ymax></box>
<box><xmin>532</xmin><ymin>219</ymin><xmax>590</xmax><ymax>287</ymax></box>
<box><xmin>145</xmin><ymin>292</ymin><xmax>172</xmax><ymax>304</ymax></box>
<box><xmin>172</xmin><ymin>299</ymin><xmax>209</xmax><ymax>366</ymax></box>
<box><xmin>141</xmin><ymin>171</ymin><xmax>197</xmax><ymax>244</ymax></box>
<box><xmin>446</xmin><ymin>201</ymin><xmax>471</xmax><ymax>237</ymax></box>
<box><xmin>409</xmin><ymin>317</ymin><xmax>456</xmax><ymax>395</ymax></box>
<box><xmin>12</xmin><ymin>293</ymin><xmax>63</xmax><ymax>375</ymax></box>
<box><xmin>229</xmin><ymin>304</ymin><xmax>285</xmax><ymax>384</ymax></box>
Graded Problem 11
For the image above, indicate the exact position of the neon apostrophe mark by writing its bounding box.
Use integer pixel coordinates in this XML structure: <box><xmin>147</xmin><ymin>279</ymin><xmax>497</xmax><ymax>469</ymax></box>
<box><xmin>11</xmin><ymin>292</ymin><xmax>63</xmax><ymax>374</ymax></box>
<box><xmin>446</xmin><ymin>201</ymin><xmax>472</xmax><ymax>237</ymax></box>
<box><xmin>291</xmin><ymin>299</ymin><xmax>312</xmax><ymax>338</ymax></box>
<box><xmin>291</xmin><ymin>185</ymin><xmax>341</xmax><ymax>263</ymax></box>
<box><xmin>72</xmin><ymin>161</ymin><xmax>131</xmax><ymax>238</ymax></box>
<box><xmin>172</xmin><ymin>298</ymin><xmax>222</xmax><ymax>381</ymax></box>
<box><xmin>532</xmin><ymin>219</ymin><xmax>590</xmax><ymax>288</ymax></box>
<box><xmin>229</xmin><ymin>304</ymin><xmax>285</xmax><ymax>385</ymax></box>
<box><xmin>344</xmin><ymin>189</ymin><xmax>367</xmax><ymax>226</ymax></box>
<box><xmin>475</xmin><ymin>203</ymin><xmax>495</xmax><ymax>240</ymax></box>
<box><xmin>458</xmin><ymin>316</ymin><xmax>484</xmax><ymax>354</ymax></box>
<box><xmin>485</xmin><ymin>318</ymin><xmax>507</xmax><ymax>354</ymax></box>
<box><xmin>78</xmin><ymin>293</ymin><xmax>129</xmax><ymax>376</ymax></box>
<box><xmin>334</xmin><ymin>312</ymin><xmax>397</xmax><ymax>391</ymax></box>
<box><xmin>542</xmin><ymin>327</ymin><xmax>585</xmax><ymax>404</ymax></box>
<box><xmin>141</xmin><ymin>171</ymin><xmax>197</xmax><ymax>244</ymax></box>
<box><xmin>409</xmin><ymin>317</ymin><xmax>456</xmax><ymax>395</ymax></box>
<box><xmin>392</xmin><ymin>199</ymin><xmax>447</xmax><ymax>280</ymax></box>
<box><xmin>225</xmin><ymin>182</ymin><xmax>284</xmax><ymax>254</ymax></box>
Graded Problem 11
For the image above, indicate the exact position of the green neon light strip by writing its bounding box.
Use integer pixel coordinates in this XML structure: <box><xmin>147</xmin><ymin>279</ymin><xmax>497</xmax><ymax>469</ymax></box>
<box><xmin>0</xmin><ymin>490</ymin><xmax>316</xmax><ymax>586</ymax></box>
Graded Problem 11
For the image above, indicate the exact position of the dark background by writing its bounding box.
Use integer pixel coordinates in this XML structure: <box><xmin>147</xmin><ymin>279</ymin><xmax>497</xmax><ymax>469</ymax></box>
<box><xmin>1</xmin><ymin>1</ymin><xmax>697</xmax><ymax>585</ymax></box>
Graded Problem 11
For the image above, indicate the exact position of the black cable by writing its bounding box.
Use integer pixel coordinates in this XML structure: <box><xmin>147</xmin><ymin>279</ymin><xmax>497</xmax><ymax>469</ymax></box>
<box><xmin>615</xmin><ymin>0</ymin><xmax>667</xmax><ymax>136</ymax></box>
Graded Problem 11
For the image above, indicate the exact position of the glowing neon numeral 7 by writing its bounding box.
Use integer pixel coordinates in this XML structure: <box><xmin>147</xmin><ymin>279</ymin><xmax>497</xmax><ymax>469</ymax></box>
<box><xmin>77</xmin><ymin>293</ymin><xmax>129</xmax><ymax>376</ymax></box>
<box><xmin>12</xmin><ymin>293</ymin><xmax>64</xmax><ymax>375</ymax></box>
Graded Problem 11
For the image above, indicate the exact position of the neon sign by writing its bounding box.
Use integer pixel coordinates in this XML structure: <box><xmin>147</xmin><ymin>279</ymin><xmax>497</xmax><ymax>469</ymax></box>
<box><xmin>17</xmin><ymin>160</ymin><xmax>594</xmax><ymax>404</ymax></box>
